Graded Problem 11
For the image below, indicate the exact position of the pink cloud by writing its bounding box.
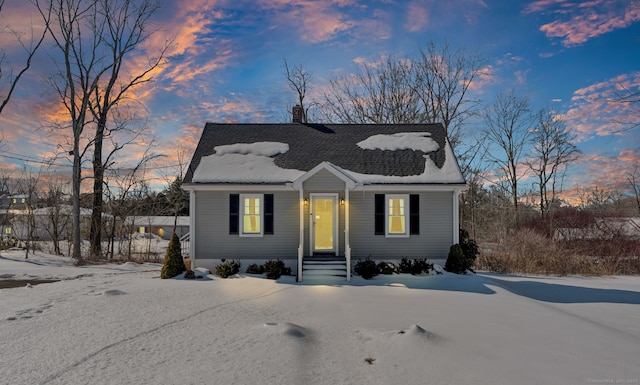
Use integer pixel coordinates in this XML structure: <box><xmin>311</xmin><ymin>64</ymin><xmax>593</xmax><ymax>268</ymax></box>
<box><xmin>565</xmin><ymin>72</ymin><xmax>640</xmax><ymax>140</ymax></box>
<box><xmin>524</xmin><ymin>0</ymin><xmax>640</xmax><ymax>47</ymax></box>
<box><xmin>405</xmin><ymin>2</ymin><xmax>430</xmax><ymax>32</ymax></box>
<box><xmin>467</xmin><ymin>65</ymin><xmax>496</xmax><ymax>93</ymax></box>
<box><xmin>257</xmin><ymin>0</ymin><xmax>356</xmax><ymax>43</ymax></box>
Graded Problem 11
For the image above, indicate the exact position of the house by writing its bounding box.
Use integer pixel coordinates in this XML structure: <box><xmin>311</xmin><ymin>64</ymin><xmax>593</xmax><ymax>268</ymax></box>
<box><xmin>126</xmin><ymin>216</ymin><xmax>190</xmax><ymax>240</ymax></box>
<box><xmin>0</xmin><ymin>194</ymin><xmax>37</xmax><ymax>211</ymax></box>
<box><xmin>182</xmin><ymin>121</ymin><xmax>466</xmax><ymax>281</ymax></box>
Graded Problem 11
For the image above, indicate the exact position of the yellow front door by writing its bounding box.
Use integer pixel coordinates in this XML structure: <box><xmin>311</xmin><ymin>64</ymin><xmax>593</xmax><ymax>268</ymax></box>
<box><xmin>313</xmin><ymin>197</ymin><xmax>335</xmax><ymax>251</ymax></box>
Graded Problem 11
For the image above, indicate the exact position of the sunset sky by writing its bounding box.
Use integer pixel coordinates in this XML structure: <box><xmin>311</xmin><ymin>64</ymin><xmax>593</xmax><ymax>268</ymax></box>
<box><xmin>0</xmin><ymin>0</ymin><xmax>639</xmax><ymax>204</ymax></box>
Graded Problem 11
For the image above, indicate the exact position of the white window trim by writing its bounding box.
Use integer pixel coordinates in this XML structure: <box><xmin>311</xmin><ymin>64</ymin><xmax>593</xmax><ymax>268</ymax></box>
<box><xmin>385</xmin><ymin>194</ymin><xmax>410</xmax><ymax>238</ymax></box>
<box><xmin>240</xmin><ymin>194</ymin><xmax>264</xmax><ymax>237</ymax></box>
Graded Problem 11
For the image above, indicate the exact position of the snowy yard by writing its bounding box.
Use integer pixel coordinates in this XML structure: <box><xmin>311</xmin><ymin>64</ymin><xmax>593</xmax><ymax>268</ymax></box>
<box><xmin>1</xmin><ymin>250</ymin><xmax>639</xmax><ymax>385</ymax></box>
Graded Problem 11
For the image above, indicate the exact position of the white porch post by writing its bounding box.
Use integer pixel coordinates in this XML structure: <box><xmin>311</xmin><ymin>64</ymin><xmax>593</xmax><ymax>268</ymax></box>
<box><xmin>345</xmin><ymin>187</ymin><xmax>351</xmax><ymax>281</ymax></box>
<box><xmin>298</xmin><ymin>188</ymin><xmax>304</xmax><ymax>282</ymax></box>
<box><xmin>453</xmin><ymin>190</ymin><xmax>460</xmax><ymax>244</ymax></box>
<box><xmin>189</xmin><ymin>190</ymin><xmax>196</xmax><ymax>267</ymax></box>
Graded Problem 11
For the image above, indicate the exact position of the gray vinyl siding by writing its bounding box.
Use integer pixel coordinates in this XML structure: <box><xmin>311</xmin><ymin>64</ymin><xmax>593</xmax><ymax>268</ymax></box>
<box><xmin>302</xmin><ymin>169</ymin><xmax>346</xmax><ymax>191</ymax></box>
<box><xmin>194</xmin><ymin>190</ymin><xmax>299</xmax><ymax>259</ymax></box>
<box><xmin>349</xmin><ymin>191</ymin><xmax>454</xmax><ymax>259</ymax></box>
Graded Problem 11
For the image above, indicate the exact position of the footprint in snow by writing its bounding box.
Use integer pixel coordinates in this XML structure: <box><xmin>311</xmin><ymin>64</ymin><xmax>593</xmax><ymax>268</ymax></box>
<box><xmin>262</xmin><ymin>322</ymin><xmax>308</xmax><ymax>338</ymax></box>
<box><xmin>101</xmin><ymin>289</ymin><xmax>128</xmax><ymax>296</ymax></box>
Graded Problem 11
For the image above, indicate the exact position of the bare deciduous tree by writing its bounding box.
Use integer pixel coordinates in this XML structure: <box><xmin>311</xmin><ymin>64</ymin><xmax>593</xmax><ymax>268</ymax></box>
<box><xmin>322</xmin><ymin>56</ymin><xmax>420</xmax><ymax>124</ymax></box>
<box><xmin>526</xmin><ymin>108</ymin><xmax>581</xmax><ymax>218</ymax></box>
<box><xmin>627</xmin><ymin>165</ymin><xmax>640</xmax><ymax>215</ymax></box>
<box><xmin>36</xmin><ymin>0</ymin><xmax>169</xmax><ymax>262</ymax></box>
<box><xmin>87</xmin><ymin>0</ymin><xmax>169</xmax><ymax>260</ymax></box>
<box><xmin>483</xmin><ymin>90</ymin><xmax>533</xmax><ymax>222</ymax></box>
<box><xmin>413</xmin><ymin>40</ymin><xmax>485</xmax><ymax>148</ymax></box>
<box><xmin>0</xmin><ymin>0</ymin><xmax>49</xmax><ymax>115</ymax></box>
<box><xmin>41</xmin><ymin>174</ymin><xmax>70</xmax><ymax>255</ymax></box>
<box><xmin>320</xmin><ymin>41</ymin><xmax>486</xmax><ymax>175</ymax></box>
<box><xmin>283</xmin><ymin>60</ymin><xmax>312</xmax><ymax>123</ymax></box>
<box><xmin>15</xmin><ymin>168</ymin><xmax>40</xmax><ymax>259</ymax></box>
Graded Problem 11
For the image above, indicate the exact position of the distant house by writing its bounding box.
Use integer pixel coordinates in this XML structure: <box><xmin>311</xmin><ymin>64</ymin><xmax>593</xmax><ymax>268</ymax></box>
<box><xmin>126</xmin><ymin>216</ymin><xmax>190</xmax><ymax>240</ymax></box>
<box><xmin>0</xmin><ymin>194</ymin><xmax>37</xmax><ymax>211</ymax></box>
<box><xmin>183</xmin><ymin>121</ymin><xmax>466</xmax><ymax>281</ymax></box>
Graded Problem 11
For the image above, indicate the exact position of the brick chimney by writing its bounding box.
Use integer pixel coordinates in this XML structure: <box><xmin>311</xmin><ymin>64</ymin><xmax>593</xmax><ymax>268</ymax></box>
<box><xmin>292</xmin><ymin>105</ymin><xmax>303</xmax><ymax>123</ymax></box>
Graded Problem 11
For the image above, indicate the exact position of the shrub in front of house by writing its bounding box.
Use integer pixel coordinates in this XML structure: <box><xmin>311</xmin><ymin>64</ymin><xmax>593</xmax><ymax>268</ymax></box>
<box><xmin>411</xmin><ymin>258</ymin><xmax>433</xmax><ymax>275</ymax></box>
<box><xmin>377</xmin><ymin>261</ymin><xmax>397</xmax><ymax>275</ymax></box>
<box><xmin>398</xmin><ymin>257</ymin><xmax>433</xmax><ymax>275</ymax></box>
<box><xmin>445</xmin><ymin>244</ymin><xmax>467</xmax><ymax>274</ymax></box>
<box><xmin>354</xmin><ymin>258</ymin><xmax>379</xmax><ymax>279</ymax></box>
<box><xmin>246</xmin><ymin>263</ymin><xmax>265</xmax><ymax>275</ymax></box>
<box><xmin>263</xmin><ymin>259</ymin><xmax>291</xmax><ymax>280</ymax></box>
<box><xmin>161</xmin><ymin>233</ymin><xmax>186</xmax><ymax>279</ymax></box>
<box><xmin>459</xmin><ymin>229</ymin><xmax>479</xmax><ymax>270</ymax></box>
<box><xmin>215</xmin><ymin>260</ymin><xmax>242</xmax><ymax>278</ymax></box>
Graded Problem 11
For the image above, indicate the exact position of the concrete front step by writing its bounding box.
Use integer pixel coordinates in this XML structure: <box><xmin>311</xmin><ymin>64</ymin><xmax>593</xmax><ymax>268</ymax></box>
<box><xmin>303</xmin><ymin>269</ymin><xmax>347</xmax><ymax>277</ymax></box>
<box><xmin>303</xmin><ymin>263</ymin><xmax>347</xmax><ymax>270</ymax></box>
<box><xmin>302</xmin><ymin>257</ymin><xmax>347</xmax><ymax>279</ymax></box>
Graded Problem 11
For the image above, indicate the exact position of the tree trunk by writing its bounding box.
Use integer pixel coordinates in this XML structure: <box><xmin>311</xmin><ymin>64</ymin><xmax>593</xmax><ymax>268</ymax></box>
<box><xmin>72</xmin><ymin>132</ymin><xmax>83</xmax><ymax>264</ymax></box>
<box><xmin>90</xmin><ymin>119</ymin><xmax>105</xmax><ymax>259</ymax></box>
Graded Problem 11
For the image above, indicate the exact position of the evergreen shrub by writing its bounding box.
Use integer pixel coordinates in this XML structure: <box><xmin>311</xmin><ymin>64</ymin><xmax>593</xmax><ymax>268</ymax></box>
<box><xmin>263</xmin><ymin>259</ymin><xmax>291</xmax><ymax>279</ymax></box>
<box><xmin>161</xmin><ymin>233</ymin><xmax>186</xmax><ymax>279</ymax></box>
<box><xmin>445</xmin><ymin>244</ymin><xmax>466</xmax><ymax>273</ymax></box>
<box><xmin>445</xmin><ymin>229</ymin><xmax>479</xmax><ymax>274</ymax></box>
<box><xmin>215</xmin><ymin>260</ymin><xmax>242</xmax><ymax>278</ymax></box>
<box><xmin>377</xmin><ymin>261</ymin><xmax>397</xmax><ymax>275</ymax></box>
<box><xmin>398</xmin><ymin>258</ymin><xmax>433</xmax><ymax>275</ymax></box>
<box><xmin>354</xmin><ymin>258</ymin><xmax>379</xmax><ymax>279</ymax></box>
<box><xmin>246</xmin><ymin>263</ymin><xmax>265</xmax><ymax>275</ymax></box>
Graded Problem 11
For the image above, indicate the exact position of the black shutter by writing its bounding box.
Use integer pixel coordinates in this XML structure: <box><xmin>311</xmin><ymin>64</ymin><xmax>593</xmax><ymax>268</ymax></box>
<box><xmin>410</xmin><ymin>194</ymin><xmax>419</xmax><ymax>235</ymax></box>
<box><xmin>375</xmin><ymin>194</ymin><xmax>385</xmax><ymax>235</ymax></box>
<box><xmin>229</xmin><ymin>194</ymin><xmax>239</xmax><ymax>234</ymax></box>
<box><xmin>264</xmin><ymin>194</ymin><xmax>274</xmax><ymax>235</ymax></box>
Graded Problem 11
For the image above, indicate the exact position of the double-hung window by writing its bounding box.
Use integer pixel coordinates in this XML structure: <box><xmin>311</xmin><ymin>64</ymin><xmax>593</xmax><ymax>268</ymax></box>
<box><xmin>229</xmin><ymin>194</ymin><xmax>274</xmax><ymax>237</ymax></box>
<box><xmin>386</xmin><ymin>194</ymin><xmax>409</xmax><ymax>237</ymax></box>
<box><xmin>375</xmin><ymin>194</ymin><xmax>419</xmax><ymax>237</ymax></box>
<box><xmin>241</xmin><ymin>194</ymin><xmax>263</xmax><ymax>236</ymax></box>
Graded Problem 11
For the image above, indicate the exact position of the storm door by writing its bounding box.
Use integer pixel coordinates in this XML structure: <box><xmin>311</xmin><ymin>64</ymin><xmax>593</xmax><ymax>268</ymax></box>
<box><xmin>311</xmin><ymin>195</ymin><xmax>337</xmax><ymax>253</ymax></box>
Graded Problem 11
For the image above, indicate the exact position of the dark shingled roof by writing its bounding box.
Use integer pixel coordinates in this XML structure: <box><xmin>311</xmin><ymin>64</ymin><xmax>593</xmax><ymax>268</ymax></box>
<box><xmin>184</xmin><ymin>122</ymin><xmax>451</xmax><ymax>184</ymax></box>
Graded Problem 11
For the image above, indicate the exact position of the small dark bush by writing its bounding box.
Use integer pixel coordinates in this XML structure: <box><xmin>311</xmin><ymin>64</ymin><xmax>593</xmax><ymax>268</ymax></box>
<box><xmin>377</xmin><ymin>261</ymin><xmax>397</xmax><ymax>275</ymax></box>
<box><xmin>264</xmin><ymin>259</ymin><xmax>291</xmax><ymax>280</ymax></box>
<box><xmin>246</xmin><ymin>263</ymin><xmax>265</xmax><ymax>275</ymax></box>
<box><xmin>445</xmin><ymin>229</ymin><xmax>479</xmax><ymax>274</ymax></box>
<box><xmin>459</xmin><ymin>229</ymin><xmax>479</xmax><ymax>268</ymax></box>
<box><xmin>398</xmin><ymin>258</ymin><xmax>413</xmax><ymax>274</ymax></box>
<box><xmin>215</xmin><ymin>260</ymin><xmax>242</xmax><ymax>278</ymax></box>
<box><xmin>161</xmin><ymin>233</ymin><xmax>186</xmax><ymax>279</ymax></box>
<box><xmin>354</xmin><ymin>258</ymin><xmax>379</xmax><ymax>279</ymax></box>
<box><xmin>445</xmin><ymin>244</ymin><xmax>467</xmax><ymax>273</ymax></box>
<box><xmin>412</xmin><ymin>258</ymin><xmax>433</xmax><ymax>275</ymax></box>
<box><xmin>398</xmin><ymin>258</ymin><xmax>433</xmax><ymax>275</ymax></box>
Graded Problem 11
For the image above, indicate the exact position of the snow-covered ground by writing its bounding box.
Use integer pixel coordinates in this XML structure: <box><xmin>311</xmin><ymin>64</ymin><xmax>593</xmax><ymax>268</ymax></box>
<box><xmin>1</xmin><ymin>250</ymin><xmax>639</xmax><ymax>385</ymax></box>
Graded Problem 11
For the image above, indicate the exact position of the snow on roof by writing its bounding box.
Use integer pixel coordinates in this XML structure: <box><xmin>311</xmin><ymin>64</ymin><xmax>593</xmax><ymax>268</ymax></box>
<box><xmin>337</xmin><ymin>141</ymin><xmax>464</xmax><ymax>184</ymax></box>
<box><xmin>357</xmin><ymin>132</ymin><xmax>439</xmax><ymax>153</ymax></box>
<box><xmin>192</xmin><ymin>137</ymin><xmax>464</xmax><ymax>185</ymax></box>
<box><xmin>192</xmin><ymin>142</ymin><xmax>305</xmax><ymax>183</ymax></box>
<box><xmin>214</xmin><ymin>142</ymin><xmax>289</xmax><ymax>157</ymax></box>
<box><xmin>125</xmin><ymin>216</ymin><xmax>190</xmax><ymax>226</ymax></box>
